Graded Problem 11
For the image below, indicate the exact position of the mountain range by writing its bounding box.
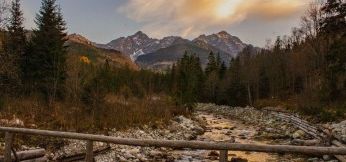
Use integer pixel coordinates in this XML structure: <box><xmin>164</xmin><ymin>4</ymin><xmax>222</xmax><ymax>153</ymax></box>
<box><xmin>69</xmin><ymin>31</ymin><xmax>251</xmax><ymax>70</ymax></box>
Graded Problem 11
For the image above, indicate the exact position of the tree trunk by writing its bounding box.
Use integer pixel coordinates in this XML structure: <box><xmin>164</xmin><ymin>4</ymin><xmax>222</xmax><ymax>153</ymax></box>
<box><xmin>247</xmin><ymin>84</ymin><xmax>253</xmax><ymax>106</ymax></box>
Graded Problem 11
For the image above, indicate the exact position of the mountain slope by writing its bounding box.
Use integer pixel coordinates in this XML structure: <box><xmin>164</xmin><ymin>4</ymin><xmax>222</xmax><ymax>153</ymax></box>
<box><xmin>97</xmin><ymin>31</ymin><xmax>250</xmax><ymax>69</ymax></box>
<box><xmin>66</xmin><ymin>34</ymin><xmax>139</xmax><ymax>70</ymax></box>
<box><xmin>105</xmin><ymin>31</ymin><xmax>192</xmax><ymax>61</ymax></box>
<box><xmin>193</xmin><ymin>31</ymin><xmax>247</xmax><ymax>57</ymax></box>
<box><xmin>136</xmin><ymin>43</ymin><xmax>230</xmax><ymax>70</ymax></box>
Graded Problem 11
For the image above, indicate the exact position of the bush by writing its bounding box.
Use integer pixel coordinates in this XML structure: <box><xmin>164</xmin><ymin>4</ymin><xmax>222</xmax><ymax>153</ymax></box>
<box><xmin>297</xmin><ymin>92</ymin><xmax>339</xmax><ymax>122</ymax></box>
<box><xmin>0</xmin><ymin>97</ymin><xmax>4</xmax><ymax>110</ymax></box>
<box><xmin>254</xmin><ymin>98</ymin><xmax>296</xmax><ymax>111</ymax></box>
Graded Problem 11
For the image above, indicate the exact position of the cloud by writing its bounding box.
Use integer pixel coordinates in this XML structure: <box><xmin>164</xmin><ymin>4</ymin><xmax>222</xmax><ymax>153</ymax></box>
<box><xmin>118</xmin><ymin>0</ymin><xmax>307</xmax><ymax>39</ymax></box>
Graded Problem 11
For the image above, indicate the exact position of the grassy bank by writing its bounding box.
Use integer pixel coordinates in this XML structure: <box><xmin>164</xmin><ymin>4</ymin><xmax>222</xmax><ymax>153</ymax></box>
<box><xmin>254</xmin><ymin>97</ymin><xmax>346</xmax><ymax>122</ymax></box>
<box><xmin>0</xmin><ymin>94</ymin><xmax>187</xmax><ymax>152</ymax></box>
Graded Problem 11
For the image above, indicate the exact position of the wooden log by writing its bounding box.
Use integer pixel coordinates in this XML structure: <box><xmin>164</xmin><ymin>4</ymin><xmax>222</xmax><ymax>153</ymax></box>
<box><xmin>275</xmin><ymin>113</ymin><xmax>346</xmax><ymax>162</ymax></box>
<box><xmin>335</xmin><ymin>155</ymin><xmax>346</xmax><ymax>162</ymax></box>
<box><xmin>272</xmin><ymin>113</ymin><xmax>323</xmax><ymax>138</ymax></box>
<box><xmin>291</xmin><ymin>139</ymin><xmax>321</xmax><ymax>146</ymax></box>
<box><xmin>57</xmin><ymin>146</ymin><xmax>111</xmax><ymax>161</ymax></box>
<box><xmin>274</xmin><ymin>113</ymin><xmax>317</xmax><ymax>131</ymax></box>
<box><xmin>331</xmin><ymin>141</ymin><xmax>346</xmax><ymax>162</ymax></box>
<box><xmin>332</xmin><ymin>140</ymin><xmax>346</xmax><ymax>147</ymax></box>
<box><xmin>20</xmin><ymin>157</ymin><xmax>48</xmax><ymax>162</ymax></box>
<box><xmin>1</xmin><ymin>127</ymin><xmax>346</xmax><ymax>155</ymax></box>
<box><xmin>4</xmin><ymin>132</ymin><xmax>14</xmax><ymax>162</ymax></box>
<box><xmin>0</xmin><ymin>149</ymin><xmax>46</xmax><ymax>161</ymax></box>
<box><xmin>219</xmin><ymin>150</ymin><xmax>228</xmax><ymax>162</ymax></box>
<box><xmin>85</xmin><ymin>140</ymin><xmax>94</xmax><ymax>162</ymax></box>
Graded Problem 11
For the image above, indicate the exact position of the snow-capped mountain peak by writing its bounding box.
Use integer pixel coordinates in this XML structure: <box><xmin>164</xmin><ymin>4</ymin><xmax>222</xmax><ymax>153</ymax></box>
<box><xmin>101</xmin><ymin>31</ymin><xmax>248</xmax><ymax>63</ymax></box>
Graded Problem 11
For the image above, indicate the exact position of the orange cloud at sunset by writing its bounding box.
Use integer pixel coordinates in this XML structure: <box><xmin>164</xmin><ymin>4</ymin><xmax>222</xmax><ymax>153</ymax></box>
<box><xmin>118</xmin><ymin>0</ymin><xmax>308</xmax><ymax>39</ymax></box>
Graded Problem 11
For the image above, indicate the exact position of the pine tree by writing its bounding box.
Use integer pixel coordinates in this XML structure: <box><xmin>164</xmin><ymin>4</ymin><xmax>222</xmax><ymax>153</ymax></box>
<box><xmin>7</xmin><ymin>0</ymin><xmax>26</xmax><ymax>59</ymax></box>
<box><xmin>216</xmin><ymin>53</ymin><xmax>221</xmax><ymax>68</ymax></box>
<box><xmin>320</xmin><ymin>0</ymin><xmax>346</xmax><ymax>101</ymax></box>
<box><xmin>205</xmin><ymin>52</ymin><xmax>217</xmax><ymax>76</ymax></box>
<box><xmin>1</xmin><ymin>0</ymin><xmax>26</xmax><ymax>94</ymax></box>
<box><xmin>225</xmin><ymin>58</ymin><xmax>248</xmax><ymax>106</ymax></box>
<box><xmin>25</xmin><ymin>0</ymin><xmax>67</xmax><ymax>104</ymax></box>
<box><xmin>174</xmin><ymin>52</ymin><xmax>204</xmax><ymax>109</ymax></box>
<box><xmin>219</xmin><ymin>61</ymin><xmax>226</xmax><ymax>79</ymax></box>
<box><xmin>321</xmin><ymin>0</ymin><xmax>346</xmax><ymax>37</ymax></box>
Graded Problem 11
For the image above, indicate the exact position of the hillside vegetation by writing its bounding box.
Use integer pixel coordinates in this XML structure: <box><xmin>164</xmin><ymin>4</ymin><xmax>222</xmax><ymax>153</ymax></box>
<box><xmin>66</xmin><ymin>35</ymin><xmax>139</xmax><ymax>70</ymax></box>
<box><xmin>0</xmin><ymin>0</ymin><xmax>184</xmax><ymax>135</ymax></box>
<box><xmin>166</xmin><ymin>1</ymin><xmax>346</xmax><ymax>121</ymax></box>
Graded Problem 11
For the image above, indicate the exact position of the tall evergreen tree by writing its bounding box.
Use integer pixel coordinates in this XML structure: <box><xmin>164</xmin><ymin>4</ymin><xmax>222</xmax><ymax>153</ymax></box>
<box><xmin>205</xmin><ymin>52</ymin><xmax>217</xmax><ymax>76</ymax></box>
<box><xmin>7</xmin><ymin>0</ymin><xmax>26</xmax><ymax>59</ymax></box>
<box><xmin>216</xmin><ymin>53</ymin><xmax>221</xmax><ymax>68</ymax></box>
<box><xmin>174</xmin><ymin>52</ymin><xmax>204</xmax><ymax>109</ymax></box>
<box><xmin>320</xmin><ymin>0</ymin><xmax>346</xmax><ymax>101</ymax></box>
<box><xmin>25</xmin><ymin>0</ymin><xmax>67</xmax><ymax>104</ymax></box>
<box><xmin>226</xmin><ymin>58</ymin><xmax>248</xmax><ymax>106</ymax></box>
<box><xmin>321</xmin><ymin>0</ymin><xmax>346</xmax><ymax>37</ymax></box>
<box><xmin>1</xmin><ymin>0</ymin><xmax>25</xmax><ymax>94</ymax></box>
<box><xmin>219</xmin><ymin>61</ymin><xmax>226</xmax><ymax>79</ymax></box>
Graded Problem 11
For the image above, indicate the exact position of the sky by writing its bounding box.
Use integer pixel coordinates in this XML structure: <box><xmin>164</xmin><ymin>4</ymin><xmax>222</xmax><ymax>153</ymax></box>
<box><xmin>21</xmin><ymin>0</ymin><xmax>311</xmax><ymax>47</ymax></box>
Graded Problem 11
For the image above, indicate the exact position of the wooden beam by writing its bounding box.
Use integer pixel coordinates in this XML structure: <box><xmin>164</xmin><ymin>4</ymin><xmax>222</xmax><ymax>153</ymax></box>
<box><xmin>1</xmin><ymin>127</ymin><xmax>346</xmax><ymax>155</ymax></box>
<box><xmin>219</xmin><ymin>150</ymin><xmax>228</xmax><ymax>162</ymax></box>
<box><xmin>4</xmin><ymin>132</ymin><xmax>14</xmax><ymax>162</ymax></box>
<box><xmin>56</xmin><ymin>146</ymin><xmax>110</xmax><ymax>161</ymax></box>
<box><xmin>85</xmin><ymin>140</ymin><xmax>94</xmax><ymax>162</ymax></box>
<box><xmin>20</xmin><ymin>157</ymin><xmax>48</xmax><ymax>162</ymax></box>
<box><xmin>0</xmin><ymin>149</ymin><xmax>45</xmax><ymax>161</ymax></box>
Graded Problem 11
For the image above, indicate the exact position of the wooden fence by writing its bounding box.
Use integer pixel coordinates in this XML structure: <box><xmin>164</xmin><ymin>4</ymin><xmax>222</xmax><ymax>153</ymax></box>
<box><xmin>1</xmin><ymin>127</ymin><xmax>346</xmax><ymax>162</ymax></box>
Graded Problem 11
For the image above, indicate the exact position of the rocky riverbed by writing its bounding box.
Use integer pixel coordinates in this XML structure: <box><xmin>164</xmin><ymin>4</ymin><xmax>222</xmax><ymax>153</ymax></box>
<box><xmin>48</xmin><ymin>115</ymin><xmax>206</xmax><ymax>161</ymax></box>
<box><xmin>2</xmin><ymin>103</ymin><xmax>346</xmax><ymax>161</ymax></box>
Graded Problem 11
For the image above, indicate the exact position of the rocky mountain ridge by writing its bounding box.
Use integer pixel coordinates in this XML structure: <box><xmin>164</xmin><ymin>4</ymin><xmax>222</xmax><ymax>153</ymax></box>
<box><xmin>68</xmin><ymin>31</ymin><xmax>253</xmax><ymax>70</ymax></box>
<box><xmin>96</xmin><ymin>31</ymin><xmax>249</xmax><ymax>69</ymax></box>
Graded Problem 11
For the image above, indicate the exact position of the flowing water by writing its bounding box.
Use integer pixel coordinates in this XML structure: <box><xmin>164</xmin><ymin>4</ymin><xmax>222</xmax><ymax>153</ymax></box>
<box><xmin>170</xmin><ymin>111</ymin><xmax>292</xmax><ymax>162</ymax></box>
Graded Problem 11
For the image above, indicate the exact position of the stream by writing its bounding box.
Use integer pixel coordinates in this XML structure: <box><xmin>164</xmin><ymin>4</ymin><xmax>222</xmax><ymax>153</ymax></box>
<box><xmin>54</xmin><ymin>105</ymin><xmax>318</xmax><ymax>161</ymax></box>
<box><xmin>170</xmin><ymin>111</ymin><xmax>301</xmax><ymax>162</ymax></box>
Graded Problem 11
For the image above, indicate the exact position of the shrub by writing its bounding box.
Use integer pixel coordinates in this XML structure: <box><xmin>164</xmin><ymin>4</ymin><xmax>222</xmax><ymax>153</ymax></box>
<box><xmin>0</xmin><ymin>97</ymin><xmax>4</xmax><ymax>110</ymax></box>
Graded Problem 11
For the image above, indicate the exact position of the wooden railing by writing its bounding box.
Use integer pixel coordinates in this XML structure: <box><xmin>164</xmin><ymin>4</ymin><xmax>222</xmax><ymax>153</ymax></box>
<box><xmin>1</xmin><ymin>127</ymin><xmax>346</xmax><ymax>162</ymax></box>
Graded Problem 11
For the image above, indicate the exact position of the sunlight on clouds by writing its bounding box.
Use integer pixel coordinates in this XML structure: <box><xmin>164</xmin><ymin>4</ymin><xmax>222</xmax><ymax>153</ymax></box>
<box><xmin>118</xmin><ymin>0</ymin><xmax>307</xmax><ymax>38</ymax></box>
<box><xmin>215</xmin><ymin>0</ymin><xmax>242</xmax><ymax>18</ymax></box>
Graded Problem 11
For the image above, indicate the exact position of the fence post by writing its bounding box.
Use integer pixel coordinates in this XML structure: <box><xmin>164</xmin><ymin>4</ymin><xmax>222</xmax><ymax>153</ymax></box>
<box><xmin>219</xmin><ymin>150</ymin><xmax>228</xmax><ymax>162</ymax></box>
<box><xmin>85</xmin><ymin>140</ymin><xmax>94</xmax><ymax>162</ymax></box>
<box><xmin>4</xmin><ymin>132</ymin><xmax>14</xmax><ymax>162</ymax></box>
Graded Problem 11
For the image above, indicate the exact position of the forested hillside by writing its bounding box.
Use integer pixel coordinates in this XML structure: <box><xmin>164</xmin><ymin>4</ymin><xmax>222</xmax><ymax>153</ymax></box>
<box><xmin>167</xmin><ymin>1</ymin><xmax>346</xmax><ymax>121</ymax></box>
<box><xmin>0</xmin><ymin>0</ymin><xmax>183</xmax><ymax>132</ymax></box>
<box><xmin>66</xmin><ymin>34</ymin><xmax>139</xmax><ymax>70</ymax></box>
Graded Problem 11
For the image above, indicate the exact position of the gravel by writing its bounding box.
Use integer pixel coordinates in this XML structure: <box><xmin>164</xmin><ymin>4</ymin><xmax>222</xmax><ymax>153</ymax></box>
<box><xmin>50</xmin><ymin>116</ymin><xmax>205</xmax><ymax>161</ymax></box>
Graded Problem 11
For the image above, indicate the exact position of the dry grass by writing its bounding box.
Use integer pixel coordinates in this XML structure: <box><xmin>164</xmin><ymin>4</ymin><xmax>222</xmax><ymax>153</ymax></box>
<box><xmin>0</xmin><ymin>94</ymin><xmax>186</xmax><ymax>132</ymax></box>
<box><xmin>254</xmin><ymin>96</ymin><xmax>346</xmax><ymax>122</ymax></box>
<box><xmin>254</xmin><ymin>97</ymin><xmax>297</xmax><ymax>111</ymax></box>
<box><xmin>0</xmin><ymin>94</ymin><xmax>187</xmax><ymax>151</ymax></box>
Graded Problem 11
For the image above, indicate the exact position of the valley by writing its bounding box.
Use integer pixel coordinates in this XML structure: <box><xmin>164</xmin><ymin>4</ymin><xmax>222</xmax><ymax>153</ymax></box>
<box><xmin>0</xmin><ymin>0</ymin><xmax>345</xmax><ymax>161</ymax></box>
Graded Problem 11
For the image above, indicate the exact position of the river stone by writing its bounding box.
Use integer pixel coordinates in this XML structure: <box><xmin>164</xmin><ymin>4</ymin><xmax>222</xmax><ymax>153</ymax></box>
<box><xmin>208</xmin><ymin>150</ymin><xmax>219</xmax><ymax>157</ymax></box>
<box><xmin>128</xmin><ymin>148</ymin><xmax>140</xmax><ymax>155</ymax></box>
<box><xmin>292</xmin><ymin>130</ymin><xmax>305</xmax><ymax>139</ymax></box>
<box><xmin>323</xmin><ymin>155</ymin><xmax>331</xmax><ymax>161</ymax></box>
<box><xmin>307</xmin><ymin>157</ymin><xmax>320</xmax><ymax>162</ymax></box>
<box><xmin>231</xmin><ymin>157</ymin><xmax>248</xmax><ymax>162</ymax></box>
